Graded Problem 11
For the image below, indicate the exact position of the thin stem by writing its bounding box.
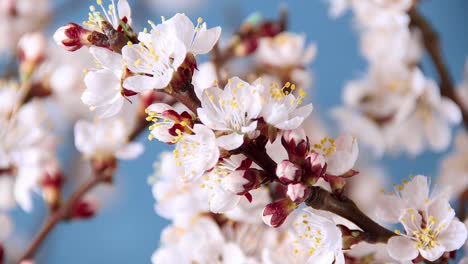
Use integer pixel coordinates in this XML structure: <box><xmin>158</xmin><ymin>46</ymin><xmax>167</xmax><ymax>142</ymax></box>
<box><xmin>409</xmin><ymin>8</ymin><xmax>468</xmax><ymax>129</ymax></box>
<box><xmin>19</xmin><ymin>175</ymin><xmax>105</xmax><ymax>262</ymax></box>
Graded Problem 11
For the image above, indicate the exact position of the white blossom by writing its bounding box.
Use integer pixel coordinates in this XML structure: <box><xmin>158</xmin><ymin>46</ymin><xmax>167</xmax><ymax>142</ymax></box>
<box><xmin>289</xmin><ymin>208</ymin><xmax>344</xmax><ymax>264</ymax></box>
<box><xmin>174</xmin><ymin>124</ymin><xmax>219</xmax><ymax>181</ymax></box>
<box><xmin>82</xmin><ymin>47</ymin><xmax>126</xmax><ymax>118</ymax></box>
<box><xmin>122</xmin><ymin>13</ymin><xmax>220</xmax><ymax>92</ymax></box>
<box><xmin>197</xmin><ymin>77</ymin><xmax>262</xmax><ymax>150</ymax></box>
<box><xmin>74</xmin><ymin>117</ymin><xmax>143</xmax><ymax>160</ymax></box>
<box><xmin>438</xmin><ymin>130</ymin><xmax>468</xmax><ymax>199</ymax></box>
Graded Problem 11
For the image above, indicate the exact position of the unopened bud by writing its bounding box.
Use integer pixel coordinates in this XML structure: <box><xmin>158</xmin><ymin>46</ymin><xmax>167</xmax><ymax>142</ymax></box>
<box><xmin>276</xmin><ymin>160</ymin><xmax>301</xmax><ymax>184</ymax></box>
<box><xmin>222</xmin><ymin>169</ymin><xmax>265</xmax><ymax>195</ymax></box>
<box><xmin>303</xmin><ymin>152</ymin><xmax>326</xmax><ymax>185</ymax></box>
<box><xmin>40</xmin><ymin>169</ymin><xmax>64</xmax><ymax>211</ymax></box>
<box><xmin>72</xmin><ymin>198</ymin><xmax>99</xmax><ymax>219</ymax></box>
<box><xmin>54</xmin><ymin>23</ymin><xmax>91</xmax><ymax>51</ymax></box>
<box><xmin>281</xmin><ymin>129</ymin><xmax>309</xmax><ymax>162</ymax></box>
<box><xmin>286</xmin><ymin>183</ymin><xmax>310</xmax><ymax>203</ymax></box>
<box><xmin>262</xmin><ymin>198</ymin><xmax>298</xmax><ymax>228</ymax></box>
<box><xmin>18</xmin><ymin>32</ymin><xmax>46</xmax><ymax>65</ymax></box>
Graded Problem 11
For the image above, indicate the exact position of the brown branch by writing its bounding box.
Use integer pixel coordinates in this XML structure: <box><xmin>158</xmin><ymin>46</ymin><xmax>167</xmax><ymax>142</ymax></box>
<box><xmin>242</xmin><ymin>143</ymin><xmax>394</xmax><ymax>244</ymax></box>
<box><xmin>18</xmin><ymin>105</ymin><xmax>149</xmax><ymax>263</ymax></box>
<box><xmin>409</xmin><ymin>8</ymin><xmax>468</xmax><ymax>129</ymax></box>
<box><xmin>305</xmin><ymin>186</ymin><xmax>395</xmax><ymax>244</ymax></box>
<box><xmin>18</xmin><ymin>174</ymin><xmax>106</xmax><ymax>262</ymax></box>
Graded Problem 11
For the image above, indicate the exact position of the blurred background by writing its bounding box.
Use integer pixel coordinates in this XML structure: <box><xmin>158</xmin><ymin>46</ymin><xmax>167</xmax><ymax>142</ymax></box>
<box><xmin>4</xmin><ymin>0</ymin><xmax>468</xmax><ymax>263</ymax></box>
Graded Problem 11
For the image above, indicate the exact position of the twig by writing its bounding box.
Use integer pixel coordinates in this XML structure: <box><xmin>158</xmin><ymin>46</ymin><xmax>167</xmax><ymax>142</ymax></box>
<box><xmin>18</xmin><ymin>175</ymin><xmax>106</xmax><ymax>262</ymax></box>
<box><xmin>409</xmin><ymin>8</ymin><xmax>468</xmax><ymax>129</ymax></box>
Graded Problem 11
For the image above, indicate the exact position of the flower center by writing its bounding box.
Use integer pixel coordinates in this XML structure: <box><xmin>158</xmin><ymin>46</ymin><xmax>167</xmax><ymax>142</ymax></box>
<box><xmin>312</xmin><ymin>136</ymin><xmax>337</xmax><ymax>156</ymax></box>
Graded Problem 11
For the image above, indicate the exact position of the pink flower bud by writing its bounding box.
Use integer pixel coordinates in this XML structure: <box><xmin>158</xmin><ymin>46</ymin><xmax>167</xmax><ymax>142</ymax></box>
<box><xmin>286</xmin><ymin>183</ymin><xmax>310</xmax><ymax>203</ymax></box>
<box><xmin>18</xmin><ymin>32</ymin><xmax>46</xmax><ymax>64</ymax></box>
<box><xmin>72</xmin><ymin>198</ymin><xmax>99</xmax><ymax>219</ymax></box>
<box><xmin>53</xmin><ymin>23</ymin><xmax>92</xmax><ymax>51</ymax></box>
<box><xmin>222</xmin><ymin>169</ymin><xmax>265</xmax><ymax>195</ymax></box>
<box><xmin>276</xmin><ymin>160</ymin><xmax>301</xmax><ymax>184</ymax></box>
<box><xmin>303</xmin><ymin>152</ymin><xmax>326</xmax><ymax>185</ymax></box>
<box><xmin>281</xmin><ymin>129</ymin><xmax>309</xmax><ymax>162</ymax></box>
<box><xmin>262</xmin><ymin>199</ymin><xmax>298</xmax><ymax>228</ymax></box>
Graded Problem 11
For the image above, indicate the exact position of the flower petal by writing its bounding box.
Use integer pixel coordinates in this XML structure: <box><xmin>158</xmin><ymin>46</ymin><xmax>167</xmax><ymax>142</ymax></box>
<box><xmin>387</xmin><ymin>236</ymin><xmax>418</xmax><ymax>261</ymax></box>
<box><xmin>216</xmin><ymin>133</ymin><xmax>244</xmax><ymax>150</ymax></box>
<box><xmin>191</xmin><ymin>26</ymin><xmax>221</xmax><ymax>55</ymax></box>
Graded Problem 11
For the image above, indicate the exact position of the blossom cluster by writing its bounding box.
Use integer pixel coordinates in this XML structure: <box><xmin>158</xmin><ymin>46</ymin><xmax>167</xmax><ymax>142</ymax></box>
<box><xmin>0</xmin><ymin>0</ymin><xmax>466</xmax><ymax>263</ymax></box>
<box><xmin>329</xmin><ymin>0</ymin><xmax>462</xmax><ymax>157</ymax></box>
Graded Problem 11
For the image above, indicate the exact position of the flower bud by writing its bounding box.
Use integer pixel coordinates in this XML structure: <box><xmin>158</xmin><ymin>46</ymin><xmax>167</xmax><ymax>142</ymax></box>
<box><xmin>262</xmin><ymin>198</ymin><xmax>298</xmax><ymax>228</ymax></box>
<box><xmin>222</xmin><ymin>169</ymin><xmax>265</xmax><ymax>195</ymax></box>
<box><xmin>54</xmin><ymin>23</ymin><xmax>92</xmax><ymax>51</ymax></box>
<box><xmin>303</xmin><ymin>152</ymin><xmax>326</xmax><ymax>185</ymax></box>
<box><xmin>281</xmin><ymin>129</ymin><xmax>309</xmax><ymax>162</ymax></box>
<box><xmin>286</xmin><ymin>183</ymin><xmax>310</xmax><ymax>203</ymax></box>
<box><xmin>18</xmin><ymin>32</ymin><xmax>46</xmax><ymax>65</ymax></box>
<box><xmin>276</xmin><ymin>160</ymin><xmax>301</xmax><ymax>184</ymax></box>
<box><xmin>40</xmin><ymin>168</ymin><xmax>64</xmax><ymax>211</ymax></box>
<box><xmin>72</xmin><ymin>198</ymin><xmax>99</xmax><ymax>219</ymax></box>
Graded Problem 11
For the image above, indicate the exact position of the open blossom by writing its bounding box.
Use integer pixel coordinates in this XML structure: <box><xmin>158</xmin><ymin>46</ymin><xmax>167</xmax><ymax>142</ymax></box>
<box><xmin>145</xmin><ymin>103</ymin><xmax>194</xmax><ymax>143</ymax></box>
<box><xmin>197</xmin><ymin>77</ymin><xmax>262</xmax><ymax>150</ymax></box>
<box><xmin>289</xmin><ymin>208</ymin><xmax>344</xmax><ymax>264</ymax></box>
<box><xmin>74</xmin><ymin>118</ymin><xmax>143</xmax><ymax>160</ymax></box>
<box><xmin>438</xmin><ymin>130</ymin><xmax>468</xmax><ymax>199</ymax></box>
<box><xmin>122</xmin><ymin>13</ymin><xmax>220</xmax><ymax>92</ymax></box>
<box><xmin>311</xmin><ymin>134</ymin><xmax>358</xmax><ymax>176</ymax></box>
<box><xmin>0</xmin><ymin>99</ymin><xmax>57</xmax><ymax>211</ymax></box>
<box><xmin>258</xmin><ymin>78</ymin><xmax>313</xmax><ymax>130</ymax></box>
<box><xmin>174</xmin><ymin>124</ymin><xmax>219</xmax><ymax>181</ymax></box>
<box><xmin>84</xmin><ymin>0</ymin><xmax>132</xmax><ymax>31</ymax></box>
<box><xmin>377</xmin><ymin>175</ymin><xmax>466</xmax><ymax>261</ymax></box>
<box><xmin>256</xmin><ymin>33</ymin><xmax>316</xmax><ymax>69</ymax></box>
<box><xmin>82</xmin><ymin>47</ymin><xmax>127</xmax><ymax>118</ymax></box>
<box><xmin>151</xmin><ymin>152</ymin><xmax>208</xmax><ymax>227</ymax></box>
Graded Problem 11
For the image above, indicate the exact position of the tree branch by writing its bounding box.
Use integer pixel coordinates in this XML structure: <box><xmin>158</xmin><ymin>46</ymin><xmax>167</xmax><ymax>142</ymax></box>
<box><xmin>305</xmin><ymin>186</ymin><xmax>395</xmax><ymax>244</ymax></box>
<box><xmin>409</xmin><ymin>8</ymin><xmax>468</xmax><ymax>129</ymax></box>
<box><xmin>18</xmin><ymin>175</ymin><xmax>106</xmax><ymax>262</ymax></box>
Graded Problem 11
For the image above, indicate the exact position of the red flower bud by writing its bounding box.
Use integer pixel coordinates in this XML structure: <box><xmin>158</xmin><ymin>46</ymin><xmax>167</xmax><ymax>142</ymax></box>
<box><xmin>72</xmin><ymin>198</ymin><xmax>99</xmax><ymax>219</ymax></box>
<box><xmin>276</xmin><ymin>160</ymin><xmax>301</xmax><ymax>184</ymax></box>
<box><xmin>262</xmin><ymin>198</ymin><xmax>298</xmax><ymax>228</ymax></box>
<box><xmin>281</xmin><ymin>129</ymin><xmax>309</xmax><ymax>163</ymax></box>
<box><xmin>303</xmin><ymin>152</ymin><xmax>326</xmax><ymax>185</ymax></box>
<box><xmin>286</xmin><ymin>183</ymin><xmax>310</xmax><ymax>203</ymax></box>
<box><xmin>54</xmin><ymin>23</ymin><xmax>92</xmax><ymax>51</ymax></box>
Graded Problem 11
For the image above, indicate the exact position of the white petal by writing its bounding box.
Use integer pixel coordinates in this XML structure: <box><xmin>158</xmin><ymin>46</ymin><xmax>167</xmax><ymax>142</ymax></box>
<box><xmin>0</xmin><ymin>214</ymin><xmax>13</xmax><ymax>240</ymax></box>
<box><xmin>400</xmin><ymin>175</ymin><xmax>429</xmax><ymax>211</ymax></box>
<box><xmin>115</xmin><ymin>142</ymin><xmax>144</xmax><ymax>160</ymax></box>
<box><xmin>123</xmin><ymin>75</ymin><xmax>159</xmax><ymax>92</ymax></box>
<box><xmin>216</xmin><ymin>133</ymin><xmax>244</xmax><ymax>150</ymax></box>
<box><xmin>191</xmin><ymin>26</ymin><xmax>221</xmax><ymax>55</ymax></box>
<box><xmin>425</xmin><ymin>118</ymin><xmax>450</xmax><ymax>152</ymax></box>
<box><xmin>326</xmin><ymin>134</ymin><xmax>358</xmax><ymax>176</ymax></box>
<box><xmin>439</xmin><ymin>98</ymin><xmax>462</xmax><ymax>123</ymax></box>
<box><xmin>437</xmin><ymin>219</ymin><xmax>467</xmax><ymax>252</ymax></box>
<box><xmin>419</xmin><ymin>245</ymin><xmax>445</xmax><ymax>262</ymax></box>
<box><xmin>89</xmin><ymin>47</ymin><xmax>122</xmax><ymax>73</ymax></box>
<box><xmin>387</xmin><ymin>236</ymin><xmax>418</xmax><ymax>261</ymax></box>
<box><xmin>117</xmin><ymin>0</ymin><xmax>132</xmax><ymax>24</ymax></box>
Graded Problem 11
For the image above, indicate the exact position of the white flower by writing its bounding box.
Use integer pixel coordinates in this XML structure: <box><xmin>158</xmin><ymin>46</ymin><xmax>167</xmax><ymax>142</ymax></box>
<box><xmin>387</xmin><ymin>202</ymin><xmax>466</xmax><ymax>261</ymax></box>
<box><xmin>122</xmin><ymin>13</ymin><xmax>221</xmax><ymax>92</ymax></box>
<box><xmin>192</xmin><ymin>61</ymin><xmax>217</xmax><ymax>98</ymax></box>
<box><xmin>346</xmin><ymin>242</ymin><xmax>395</xmax><ymax>264</ymax></box>
<box><xmin>152</xmin><ymin>217</ymin><xmax>226</xmax><ymax>264</ymax></box>
<box><xmin>197</xmin><ymin>77</ymin><xmax>262</xmax><ymax>150</ymax></box>
<box><xmin>0</xmin><ymin>100</ymin><xmax>57</xmax><ymax>211</ymax></box>
<box><xmin>311</xmin><ymin>134</ymin><xmax>359</xmax><ymax>176</ymax></box>
<box><xmin>0</xmin><ymin>81</ymin><xmax>24</xmax><ymax>116</ymax></box>
<box><xmin>376</xmin><ymin>175</ymin><xmax>442</xmax><ymax>222</ymax></box>
<box><xmin>151</xmin><ymin>152</ymin><xmax>208</xmax><ymax>227</ymax></box>
<box><xmin>174</xmin><ymin>124</ymin><xmax>219</xmax><ymax>181</ymax></box>
<box><xmin>74</xmin><ymin>118</ymin><xmax>143</xmax><ymax>160</ymax></box>
<box><xmin>85</xmin><ymin>0</ymin><xmax>132</xmax><ymax>31</ymax></box>
<box><xmin>224</xmin><ymin>187</ymin><xmax>271</xmax><ymax>224</ymax></box>
<box><xmin>145</xmin><ymin>103</ymin><xmax>194</xmax><ymax>143</ymax></box>
<box><xmin>258</xmin><ymin>78</ymin><xmax>313</xmax><ymax>130</ymax></box>
<box><xmin>438</xmin><ymin>130</ymin><xmax>468</xmax><ymax>199</ymax></box>
<box><xmin>162</xmin><ymin>13</ymin><xmax>221</xmax><ymax>56</ymax></box>
<box><xmin>289</xmin><ymin>208</ymin><xmax>344</xmax><ymax>264</ymax></box>
<box><xmin>82</xmin><ymin>47</ymin><xmax>126</xmax><ymax>118</ymax></box>
<box><xmin>256</xmin><ymin>32</ymin><xmax>316</xmax><ymax>69</ymax></box>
